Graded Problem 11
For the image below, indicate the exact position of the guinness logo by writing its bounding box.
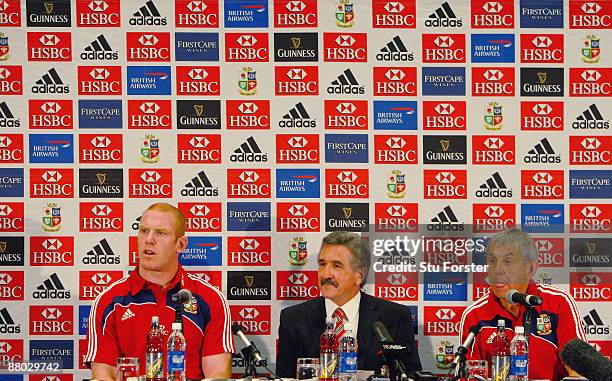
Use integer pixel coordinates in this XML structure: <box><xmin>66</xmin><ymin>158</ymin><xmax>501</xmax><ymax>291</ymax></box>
<box><xmin>342</xmin><ymin>207</ymin><xmax>352</xmax><ymax>219</ymax></box>
<box><xmin>96</xmin><ymin>173</ymin><xmax>106</xmax><ymax>185</ymax></box>
<box><xmin>291</xmin><ymin>37</ymin><xmax>301</xmax><ymax>49</ymax></box>
<box><xmin>0</xmin><ymin>242</ymin><xmax>5</xmax><ymax>252</ymax></box>
<box><xmin>44</xmin><ymin>2</ymin><xmax>53</xmax><ymax>14</ymax></box>
<box><xmin>440</xmin><ymin>139</ymin><xmax>450</xmax><ymax>152</ymax></box>
<box><xmin>244</xmin><ymin>275</ymin><xmax>254</xmax><ymax>287</ymax></box>
<box><xmin>537</xmin><ymin>72</ymin><xmax>547</xmax><ymax>84</ymax></box>
<box><xmin>194</xmin><ymin>104</ymin><xmax>204</xmax><ymax>117</ymax></box>
<box><xmin>586</xmin><ymin>241</ymin><xmax>596</xmax><ymax>255</ymax></box>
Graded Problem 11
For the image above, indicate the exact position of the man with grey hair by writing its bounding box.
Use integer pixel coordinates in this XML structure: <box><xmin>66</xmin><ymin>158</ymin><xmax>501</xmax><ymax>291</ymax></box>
<box><xmin>276</xmin><ymin>231</ymin><xmax>421</xmax><ymax>378</ymax></box>
<box><xmin>459</xmin><ymin>228</ymin><xmax>586</xmax><ymax>380</ymax></box>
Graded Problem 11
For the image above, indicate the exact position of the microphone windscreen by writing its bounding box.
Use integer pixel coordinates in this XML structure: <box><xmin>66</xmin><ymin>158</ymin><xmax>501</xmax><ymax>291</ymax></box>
<box><xmin>561</xmin><ymin>338</ymin><xmax>612</xmax><ymax>381</ymax></box>
<box><xmin>231</xmin><ymin>321</ymin><xmax>241</xmax><ymax>335</ymax></box>
<box><xmin>505</xmin><ymin>289</ymin><xmax>518</xmax><ymax>304</ymax></box>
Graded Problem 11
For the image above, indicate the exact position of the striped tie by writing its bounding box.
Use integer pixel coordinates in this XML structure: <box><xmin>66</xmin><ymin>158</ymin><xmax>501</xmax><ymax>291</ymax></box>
<box><xmin>333</xmin><ymin>307</ymin><xmax>347</xmax><ymax>342</ymax></box>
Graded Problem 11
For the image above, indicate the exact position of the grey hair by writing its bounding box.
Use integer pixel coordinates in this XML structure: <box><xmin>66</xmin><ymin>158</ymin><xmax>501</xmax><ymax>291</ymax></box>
<box><xmin>486</xmin><ymin>228</ymin><xmax>537</xmax><ymax>263</ymax></box>
<box><xmin>319</xmin><ymin>231</ymin><xmax>370</xmax><ymax>288</ymax></box>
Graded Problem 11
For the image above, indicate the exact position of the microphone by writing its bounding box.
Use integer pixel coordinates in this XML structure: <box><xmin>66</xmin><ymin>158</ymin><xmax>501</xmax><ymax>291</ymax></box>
<box><xmin>372</xmin><ymin>321</ymin><xmax>412</xmax><ymax>381</ymax></box>
<box><xmin>452</xmin><ymin>325</ymin><xmax>480</xmax><ymax>368</ymax></box>
<box><xmin>171</xmin><ymin>289</ymin><xmax>192</xmax><ymax>304</ymax></box>
<box><xmin>232</xmin><ymin>322</ymin><xmax>263</xmax><ymax>363</ymax></box>
<box><xmin>505</xmin><ymin>289</ymin><xmax>543</xmax><ymax>307</ymax></box>
<box><xmin>561</xmin><ymin>338</ymin><xmax>612</xmax><ymax>381</ymax></box>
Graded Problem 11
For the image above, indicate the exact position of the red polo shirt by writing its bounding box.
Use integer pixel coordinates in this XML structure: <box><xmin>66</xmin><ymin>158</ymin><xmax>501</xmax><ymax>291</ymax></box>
<box><xmin>459</xmin><ymin>282</ymin><xmax>587</xmax><ymax>381</ymax></box>
<box><xmin>84</xmin><ymin>266</ymin><xmax>234</xmax><ymax>380</ymax></box>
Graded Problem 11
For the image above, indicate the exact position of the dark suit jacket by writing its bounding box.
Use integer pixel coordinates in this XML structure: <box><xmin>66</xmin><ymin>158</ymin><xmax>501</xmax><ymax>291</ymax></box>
<box><xmin>276</xmin><ymin>292</ymin><xmax>421</xmax><ymax>378</ymax></box>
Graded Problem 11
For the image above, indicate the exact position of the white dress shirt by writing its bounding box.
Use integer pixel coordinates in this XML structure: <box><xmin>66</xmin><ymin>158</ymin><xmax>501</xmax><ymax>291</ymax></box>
<box><xmin>325</xmin><ymin>291</ymin><xmax>361</xmax><ymax>335</ymax></box>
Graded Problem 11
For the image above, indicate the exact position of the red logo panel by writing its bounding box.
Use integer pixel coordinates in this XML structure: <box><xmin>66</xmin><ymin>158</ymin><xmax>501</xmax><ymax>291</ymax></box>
<box><xmin>177</xmin><ymin>134</ymin><xmax>222</xmax><ymax>164</ymax></box>
<box><xmin>225</xmin><ymin>33</ymin><xmax>269</xmax><ymax>62</ymax></box>
<box><xmin>79</xmin><ymin>134</ymin><xmax>123</xmax><ymax>164</ymax></box>
<box><xmin>0</xmin><ymin>134</ymin><xmax>22</xmax><ymax>163</ymax></box>
<box><xmin>275</xmin><ymin>66</ymin><xmax>319</xmax><ymax>96</ymax></box>
<box><xmin>422</xmin><ymin>34</ymin><xmax>466</xmax><ymax>63</ymax></box>
<box><xmin>0</xmin><ymin>271</ymin><xmax>23</xmax><ymax>300</ymax></box>
<box><xmin>30</xmin><ymin>236</ymin><xmax>75</xmax><ymax>266</ymax></box>
<box><xmin>570</xmin><ymin>0</ymin><xmax>612</xmax><ymax>29</ymax></box>
<box><xmin>175</xmin><ymin>0</ymin><xmax>219</xmax><ymax>28</ymax></box>
<box><xmin>126</xmin><ymin>32</ymin><xmax>171</xmax><ymax>62</ymax></box>
<box><xmin>423</xmin><ymin>306</ymin><xmax>465</xmax><ymax>336</ymax></box>
<box><xmin>372</xmin><ymin>0</ymin><xmax>416</xmax><ymax>28</ymax></box>
<box><xmin>375</xmin><ymin>272</ymin><xmax>418</xmax><ymax>301</ymax></box>
<box><xmin>227</xmin><ymin>236</ymin><xmax>271</xmax><ymax>266</ymax></box>
<box><xmin>79</xmin><ymin>271</ymin><xmax>123</xmax><ymax>300</ymax></box>
<box><xmin>128</xmin><ymin>100</ymin><xmax>172</xmax><ymax>129</ymax></box>
<box><xmin>128</xmin><ymin>169</ymin><xmax>173</xmax><ymax>198</ymax></box>
<box><xmin>520</xmin><ymin>34</ymin><xmax>564</xmax><ymax>63</ymax></box>
<box><xmin>0</xmin><ymin>66</ymin><xmax>23</xmax><ymax>95</ymax></box>
<box><xmin>472</xmin><ymin>135</ymin><xmax>515</xmax><ymax>165</ymax></box>
<box><xmin>471</xmin><ymin>0</ymin><xmax>514</xmax><ymax>28</ymax></box>
<box><xmin>473</xmin><ymin>203</ymin><xmax>516</xmax><ymax>233</ymax></box>
<box><xmin>570</xmin><ymin>272</ymin><xmax>611</xmax><ymax>301</ymax></box>
<box><xmin>570</xmin><ymin>204</ymin><xmax>611</xmax><ymax>233</ymax></box>
<box><xmin>534</xmin><ymin>238</ymin><xmax>564</xmax><ymax>267</ymax></box>
<box><xmin>78</xmin><ymin>66</ymin><xmax>122</xmax><ymax>95</ymax></box>
<box><xmin>227</xmin><ymin>169</ymin><xmax>271</xmax><ymax>199</ymax></box>
<box><xmin>77</xmin><ymin>0</ymin><xmax>121</xmax><ymax>26</ymax></box>
<box><xmin>570</xmin><ymin>68</ymin><xmax>612</xmax><ymax>97</ymax></box>
<box><xmin>29</xmin><ymin>305</ymin><xmax>73</xmax><ymax>335</ymax></box>
<box><xmin>178</xmin><ymin>202</ymin><xmax>222</xmax><ymax>232</ymax></box>
<box><xmin>520</xmin><ymin>101</ymin><xmax>563</xmax><ymax>130</ymax></box>
<box><xmin>472</xmin><ymin>67</ymin><xmax>515</xmax><ymax>96</ymax></box>
<box><xmin>277</xmin><ymin>202</ymin><xmax>320</xmax><ymax>232</ymax></box>
<box><xmin>325</xmin><ymin>169</ymin><xmax>369</xmax><ymax>198</ymax></box>
<box><xmin>423</xmin><ymin>170</ymin><xmax>467</xmax><ymax>199</ymax></box>
<box><xmin>521</xmin><ymin>170</ymin><xmax>564</xmax><ymax>200</ymax></box>
<box><xmin>324</xmin><ymin>100</ymin><xmax>368</xmax><ymax>130</ymax></box>
<box><xmin>0</xmin><ymin>0</ymin><xmax>21</xmax><ymax>27</ymax></box>
<box><xmin>374</xmin><ymin>203</ymin><xmax>418</xmax><ymax>232</ymax></box>
<box><xmin>27</xmin><ymin>32</ymin><xmax>72</xmax><ymax>61</ymax></box>
<box><xmin>176</xmin><ymin>66</ymin><xmax>220</xmax><ymax>96</ymax></box>
<box><xmin>226</xmin><ymin>100</ymin><xmax>271</xmax><ymax>130</ymax></box>
<box><xmin>276</xmin><ymin>134</ymin><xmax>320</xmax><ymax>164</ymax></box>
<box><xmin>0</xmin><ymin>339</ymin><xmax>23</xmax><ymax>369</ymax></box>
<box><xmin>29</xmin><ymin>100</ymin><xmax>73</xmax><ymax>129</ymax></box>
<box><xmin>230</xmin><ymin>305</ymin><xmax>271</xmax><ymax>335</ymax></box>
<box><xmin>423</xmin><ymin>101</ymin><xmax>466</xmax><ymax>130</ymax></box>
<box><xmin>373</xmin><ymin>67</ymin><xmax>417</xmax><ymax>96</ymax></box>
<box><xmin>274</xmin><ymin>0</ymin><xmax>318</xmax><ymax>27</ymax></box>
<box><xmin>374</xmin><ymin>135</ymin><xmax>418</xmax><ymax>164</ymax></box>
<box><xmin>0</xmin><ymin>202</ymin><xmax>24</xmax><ymax>232</ymax></box>
<box><xmin>569</xmin><ymin>136</ymin><xmax>611</xmax><ymax>165</ymax></box>
<box><xmin>276</xmin><ymin>271</ymin><xmax>319</xmax><ymax>300</ymax></box>
<box><xmin>79</xmin><ymin>202</ymin><xmax>123</xmax><ymax>232</ymax></box>
<box><xmin>323</xmin><ymin>33</ymin><xmax>367</xmax><ymax>62</ymax></box>
<box><xmin>30</xmin><ymin>168</ymin><xmax>74</xmax><ymax>198</ymax></box>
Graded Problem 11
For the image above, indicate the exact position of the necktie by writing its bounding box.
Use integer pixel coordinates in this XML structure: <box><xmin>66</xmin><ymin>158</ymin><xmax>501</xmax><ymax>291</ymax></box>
<box><xmin>333</xmin><ymin>307</ymin><xmax>347</xmax><ymax>342</ymax></box>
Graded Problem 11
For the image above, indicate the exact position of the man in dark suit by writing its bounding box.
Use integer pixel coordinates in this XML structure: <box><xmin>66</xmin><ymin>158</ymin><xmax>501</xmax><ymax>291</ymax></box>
<box><xmin>276</xmin><ymin>231</ymin><xmax>421</xmax><ymax>378</ymax></box>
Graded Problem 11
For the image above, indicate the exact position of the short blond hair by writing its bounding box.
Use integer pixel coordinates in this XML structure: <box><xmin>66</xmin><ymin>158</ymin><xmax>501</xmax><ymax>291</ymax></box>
<box><xmin>143</xmin><ymin>203</ymin><xmax>186</xmax><ymax>238</ymax></box>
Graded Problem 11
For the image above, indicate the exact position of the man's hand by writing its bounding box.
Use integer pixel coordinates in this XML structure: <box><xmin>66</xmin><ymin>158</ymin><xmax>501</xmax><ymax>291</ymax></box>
<box><xmin>91</xmin><ymin>362</ymin><xmax>117</xmax><ymax>381</ymax></box>
<box><xmin>202</xmin><ymin>352</ymin><xmax>232</xmax><ymax>378</ymax></box>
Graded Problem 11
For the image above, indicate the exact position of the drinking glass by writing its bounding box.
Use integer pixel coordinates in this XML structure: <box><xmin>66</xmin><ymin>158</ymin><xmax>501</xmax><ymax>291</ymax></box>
<box><xmin>117</xmin><ymin>357</ymin><xmax>139</xmax><ymax>381</ymax></box>
<box><xmin>296</xmin><ymin>358</ymin><xmax>320</xmax><ymax>380</ymax></box>
<box><xmin>466</xmin><ymin>359</ymin><xmax>488</xmax><ymax>380</ymax></box>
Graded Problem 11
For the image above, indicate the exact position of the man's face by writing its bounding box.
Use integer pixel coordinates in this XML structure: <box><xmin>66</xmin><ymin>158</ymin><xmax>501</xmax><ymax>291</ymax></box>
<box><xmin>318</xmin><ymin>244</ymin><xmax>362</xmax><ymax>305</ymax></box>
<box><xmin>138</xmin><ymin>209</ymin><xmax>186</xmax><ymax>273</ymax></box>
<box><xmin>487</xmin><ymin>244</ymin><xmax>535</xmax><ymax>300</ymax></box>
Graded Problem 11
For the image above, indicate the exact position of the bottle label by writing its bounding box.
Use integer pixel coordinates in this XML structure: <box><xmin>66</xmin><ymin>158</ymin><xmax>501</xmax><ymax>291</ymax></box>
<box><xmin>168</xmin><ymin>350</ymin><xmax>185</xmax><ymax>372</ymax></box>
<box><xmin>338</xmin><ymin>352</ymin><xmax>357</xmax><ymax>373</ymax></box>
<box><xmin>491</xmin><ymin>355</ymin><xmax>510</xmax><ymax>381</ymax></box>
<box><xmin>510</xmin><ymin>354</ymin><xmax>528</xmax><ymax>376</ymax></box>
<box><xmin>320</xmin><ymin>353</ymin><xmax>338</xmax><ymax>379</ymax></box>
<box><xmin>146</xmin><ymin>352</ymin><xmax>164</xmax><ymax>379</ymax></box>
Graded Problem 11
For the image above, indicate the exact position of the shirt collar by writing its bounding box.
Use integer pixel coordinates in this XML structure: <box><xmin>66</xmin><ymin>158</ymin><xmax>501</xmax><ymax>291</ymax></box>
<box><xmin>129</xmin><ymin>265</ymin><xmax>186</xmax><ymax>294</ymax></box>
<box><xmin>325</xmin><ymin>291</ymin><xmax>361</xmax><ymax>322</ymax></box>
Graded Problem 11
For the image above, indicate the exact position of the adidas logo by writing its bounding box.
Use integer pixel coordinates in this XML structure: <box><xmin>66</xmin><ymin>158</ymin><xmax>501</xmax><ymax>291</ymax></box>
<box><xmin>583</xmin><ymin>309</ymin><xmax>610</xmax><ymax>335</ymax></box>
<box><xmin>377</xmin><ymin>36</ymin><xmax>414</xmax><ymax>62</ymax></box>
<box><xmin>0</xmin><ymin>101</ymin><xmax>20</xmax><ymax>128</ymax></box>
<box><xmin>475</xmin><ymin>172</ymin><xmax>513</xmax><ymax>198</ymax></box>
<box><xmin>427</xmin><ymin>205</ymin><xmax>464</xmax><ymax>231</ymax></box>
<box><xmin>181</xmin><ymin>170</ymin><xmax>219</xmax><ymax>197</ymax></box>
<box><xmin>81</xmin><ymin>34</ymin><xmax>119</xmax><ymax>61</ymax></box>
<box><xmin>524</xmin><ymin>138</ymin><xmax>561</xmax><ymax>164</ymax></box>
<box><xmin>230</xmin><ymin>137</ymin><xmax>268</xmax><ymax>162</ymax></box>
<box><xmin>121</xmin><ymin>308</ymin><xmax>135</xmax><ymax>321</ymax></box>
<box><xmin>327</xmin><ymin>68</ymin><xmax>365</xmax><ymax>95</ymax></box>
<box><xmin>0</xmin><ymin>307</ymin><xmax>20</xmax><ymax>334</ymax></box>
<box><xmin>425</xmin><ymin>1</ymin><xmax>463</xmax><ymax>27</ymax></box>
<box><xmin>130</xmin><ymin>0</ymin><xmax>167</xmax><ymax>26</ymax></box>
<box><xmin>573</xmin><ymin>104</ymin><xmax>609</xmax><ymax>130</ymax></box>
<box><xmin>279</xmin><ymin>102</ymin><xmax>316</xmax><ymax>128</ymax></box>
<box><xmin>31</xmin><ymin>68</ymin><xmax>69</xmax><ymax>94</ymax></box>
<box><xmin>82</xmin><ymin>238</ymin><xmax>120</xmax><ymax>265</ymax></box>
<box><xmin>33</xmin><ymin>273</ymin><xmax>70</xmax><ymax>299</ymax></box>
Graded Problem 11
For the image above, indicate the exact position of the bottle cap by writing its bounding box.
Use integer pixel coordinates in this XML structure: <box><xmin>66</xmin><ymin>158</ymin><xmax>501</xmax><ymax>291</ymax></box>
<box><xmin>498</xmin><ymin>319</ymin><xmax>505</xmax><ymax>327</ymax></box>
<box><xmin>152</xmin><ymin>316</ymin><xmax>159</xmax><ymax>324</ymax></box>
<box><xmin>515</xmin><ymin>326</ymin><xmax>524</xmax><ymax>334</ymax></box>
<box><xmin>172</xmin><ymin>322</ymin><xmax>182</xmax><ymax>331</ymax></box>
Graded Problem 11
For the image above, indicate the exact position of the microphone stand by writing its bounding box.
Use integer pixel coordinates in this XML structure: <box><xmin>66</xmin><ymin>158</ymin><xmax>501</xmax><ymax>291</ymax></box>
<box><xmin>451</xmin><ymin>355</ymin><xmax>467</xmax><ymax>381</ymax></box>
<box><xmin>523</xmin><ymin>305</ymin><xmax>535</xmax><ymax>345</ymax></box>
<box><xmin>240</xmin><ymin>344</ymin><xmax>259</xmax><ymax>378</ymax></box>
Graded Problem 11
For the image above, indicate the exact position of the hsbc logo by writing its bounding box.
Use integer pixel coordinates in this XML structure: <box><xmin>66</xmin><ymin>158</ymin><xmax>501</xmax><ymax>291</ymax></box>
<box><xmin>423</xmin><ymin>101</ymin><xmax>466</xmax><ymax>130</ymax></box>
<box><xmin>570</xmin><ymin>135</ymin><xmax>611</xmax><ymax>165</ymax></box>
<box><xmin>473</xmin><ymin>67</ymin><xmax>514</xmax><ymax>96</ymax></box>
<box><xmin>225</xmin><ymin>33</ymin><xmax>269</xmax><ymax>62</ymax></box>
<box><xmin>41</xmin><ymin>102</ymin><xmax>60</xmax><ymax>114</ymax></box>
<box><xmin>373</xmin><ymin>66</ymin><xmax>416</xmax><ymax>96</ymax></box>
<box><xmin>277</xmin><ymin>270</ymin><xmax>318</xmax><ymax>300</ymax></box>
<box><xmin>521</xmin><ymin>34</ymin><xmax>563</xmax><ymax>63</ymax></box>
<box><xmin>570</xmin><ymin>0</ymin><xmax>611</xmax><ymax>28</ymax></box>
<box><xmin>189</xmin><ymin>68</ymin><xmax>207</xmax><ymax>80</ymax></box>
<box><xmin>226</xmin><ymin>100</ymin><xmax>270</xmax><ymax>129</ymax></box>
<box><xmin>375</xmin><ymin>202</ymin><xmax>418</xmax><ymax>232</ymax></box>
<box><xmin>79</xmin><ymin>134</ymin><xmax>122</xmax><ymax>164</ymax></box>
<box><xmin>326</xmin><ymin>169</ymin><xmax>368</xmax><ymax>198</ymax></box>
<box><xmin>129</xmin><ymin>168</ymin><xmax>172</xmax><ymax>198</ymax></box>
<box><xmin>522</xmin><ymin>170</ymin><xmax>564</xmax><ymax>199</ymax></box>
<box><xmin>0</xmin><ymin>271</ymin><xmax>23</xmax><ymax>301</ymax></box>
<box><xmin>80</xmin><ymin>202</ymin><xmax>122</xmax><ymax>232</ymax></box>
<box><xmin>177</xmin><ymin>134</ymin><xmax>221</xmax><ymax>164</ymax></box>
<box><xmin>39</xmin><ymin>34</ymin><xmax>59</xmax><ymax>46</ymax></box>
<box><xmin>227</xmin><ymin>169</ymin><xmax>271</xmax><ymax>198</ymax></box>
<box><xmin>424</xmin><ymin>306</ymin><xmax>464</xmax><ymax>336</ymax></box>
<box><xmin>484</xmin><ymin>69</ymin><xmax>503</xmax><ymax>81</ymax></box>
<box><xmin>521</xmin><ymin>101</ymin><xmax>563</xmax><ymax>130</ymax></box>
<box><xmin>127</xmin><ymin>100</ymin><xmax>171</xmax><ymax>129</ymax></box>
<box><xmin>473</xmin><ymin>135</ymin><xmax>515</xmax><ymax>165</ymax></box>
<box><xmin>78</xmin><ymin>66</ymin><xmax>122</xmax><ymax>95</ymax></box>
<box><xmin>231</xmin><ymin>305</ymin><xmax>271</xmax><ymax>335</ymax></box>
<box><xmin>375</xmin><ymin>271</ymin><xmax>418</xmax><ymax>301</ymax></box>
<box><xmin>0</xmin><ymin>65</ymin><xmax>22</xmax><ymax>95</ymax></box>
<box><xmin>435</xmin><ymin>308</ymin><xmax>456</xmax><ymax>320</ymax></box>
<box><xmin>127</xmin><ymin>32</ymin><xmax>170</xmax><ymax>62</ymax></box>
<box><xmin>325</xmin><ymin>100</ymin><xmax>368</xmax><ymax>130</ymax></box>
<box><xmin>138</xmin><ymin>34</ymin><xmax>159</xmax><ymax>46</ymax></box>
<box><xmin>286</xmin><ymin>0</ymin><xmax>305</xmax><ymax>11</ymax></box>
<box><xmin>176</xmin><ymin>65</ymin><xmax>220</xmax><ymax>96</ymax></box>
<box><xmin>275</xmin><ymin>0</ymin><xmax>317</xmax><ymax>27</ymax></box>
<box><xmin>176</xmin><ymin>0</ymin><xmax>218</xmax><ymax>27</ymax></box>
<box><xmin>27</xmin><ymin>32</ymin><xmax>72</xmax><ymax>62</ymax></box>
<box><xmin>372</xmin><ymin>0</ymin><xmax>416</xmax><ymax>28</ymax></box>
<box><xmin>179</xmin><ymin>202</ymin><xmax>222</xmax><ymax>232</ymax></box>
<box><xmin>228</xmin><ymin>236</ymin><xmax>271</xmax><ymax>266</ymax></box>
<box><xmin>571</xmin><ymin>272</ymin><xmax>611</xmax><ymax>301</ymax></box>
<box><xmin>275</xmin><ymin>66</ymin><xmax>319</xmax><ymax>95</ymax></box>
<box><xmin>474</xmin><ymin>203</ymin><xmax>515</xmax><ymax>233</ymax></box>
<box><xmin>422</xmin><ymin>34</ymin><xmax>465</xmax><ymax>63</ymax></box>
<box><xmin>29</xmin><ymin>99</ymin><xmax>73</xmax><ymax>130</ymax></box>
<box><xmin>424</xmin><ymin>169</ymin><xmax>466</xmax><ymax>199</ymax></box>
<box><xmin>323</xmin><ymin>32</ymin><xmax>367</xmax><ymax>62</ymax></box>
<box><xmin>91</xmin><ymin>204</ymin><xmax>111</xmax><ymax>216</ymax></box>
<box><xmin>30</xmin><ymin>168</ymin><xmax>73</xmax><ymax>198</ymax></box>
<box><xmin>374</xmin><ymin>134</ymin><xmax>417</xmax><ymax>164</ymax></box>
<box><xmin>533</xmin><ymin>103</ymin><xmax>552</xmax><ymax>115</ymax></box>
<box><xmin>30</xmin><ymin>236</ymin><xmax>74</xmax><ymax>266</ymax></box>
<box><xmin>80</xmin><ymin>271</ymin><xmax>123</xmax><ymax>300</ymax></box>
<box><xmin>570</xmin><ymin>204</ymin><xmax>611</xmax><ymax>233</ymax></box>
<box><xmin>571</xmin><ymin>68</ymin><xmax>612</xmax><ymax>96</ymax></box>
<box><xmin>30</xmin><ymin>305</ymin><xmax>73</xmax><ymax>335</ymax></box>
<box><xmin>582</xmin><ymin>274</ymin><xmax>601</xmax><ymax>286</ymax></box>
<box><xmin>533</xmin><ymin>36</ymin><xmax>552</xmax><ymax>48</ymax></box>
<box><xmin>0</xmin><ymin>202</ymin><xmax>24</xmax><ymax>233</ymax></box>
<box><xmin>77</xmin><ymin>0</ymin><xmax>120</xmax><ymax>26</ymax></box>
<box><xmin>472</xmin><ymin>0</ymin><xmax>513</xmax><ymax>27</ymax></box>
<box><xmin>289</xmin><ymin>204</ymin><xmax>308</xmax><ymax>216</ymax></box>
<box><xmin>0</xmin><ymin>134</ymin><xmax>22</xmax><ymax>163</ymax></box>
<box><xmin>278</xmin><ymin>202</ymin><xmax>319</xmax><ymax>232</ymax></box>
<box><xmin>289</xmin><ymin>136</ymin><xmax>307</xmax><ymax>148</ymax></box>
<box><xmin>277</xmin><ymin>134</ymin><xmax>319</xmax><ymax>163</ymax></box>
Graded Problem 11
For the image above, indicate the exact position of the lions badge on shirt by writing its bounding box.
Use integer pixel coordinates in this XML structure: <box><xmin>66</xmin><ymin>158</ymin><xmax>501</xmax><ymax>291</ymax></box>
<box><xmin>184</xmin><ymin>297</ymin><xmax>198</xmax><ymax>314</ymax></box>
<box><xmin>536</xmin><ymin>313</ymin><xmax>552</xmax><ymax>336</ymax></box>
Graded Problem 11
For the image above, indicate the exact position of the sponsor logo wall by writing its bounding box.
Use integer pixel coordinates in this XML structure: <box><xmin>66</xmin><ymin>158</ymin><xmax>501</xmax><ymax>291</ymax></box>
<box><xmin>0</xmin><ymin>0</ymin><xmax>610</xmax><ymax>376</ymax></box>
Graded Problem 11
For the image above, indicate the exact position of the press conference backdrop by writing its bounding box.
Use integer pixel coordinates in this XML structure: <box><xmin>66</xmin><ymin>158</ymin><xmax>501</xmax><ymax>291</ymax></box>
<box><xmin>0</xmin><ymin>0</ymin><xmax>611</xmax><ymax>378</ymax></box>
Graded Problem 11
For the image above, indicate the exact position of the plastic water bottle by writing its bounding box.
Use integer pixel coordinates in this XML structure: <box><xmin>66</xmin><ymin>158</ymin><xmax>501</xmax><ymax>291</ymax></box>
<box><xmin>167</xmin><ymin>322</ymin><xmax>186</xmax><ymax>381</ymax></box>
<box><xmin>509</xmin><ymin>326</ymin><xmax>528</xmax><ymax>381</ymax></box>
<box><xmin>491</xmin><ymin>319</ymin><xmax>510</xmax><ymax>381</ymax></box>
<box><xmin>146</xmin><ymin>316</ymin><xmax>164</xmax><ymax>381</ymax></box>
<box><xmin>338</xmin><ymin>323</ymin><xmax>358</xmax><ymax>381</ymax></box>
<box><xmin>320</xmin><ymin>317</ymin><xmax>338</xmax><ymax>381</ymax></box>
